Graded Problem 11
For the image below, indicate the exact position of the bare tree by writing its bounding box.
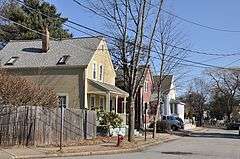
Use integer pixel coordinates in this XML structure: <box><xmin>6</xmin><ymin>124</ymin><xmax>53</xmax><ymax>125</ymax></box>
<box><xmin>185</xmin><ymin>78</ymin><xmax>209</xmax><ymax>126</ymax></box>
<box><xmin>77</xmin><ymin>0</ymin><xmax>165</xmax><ymax>141</ymax></box>
<box><xmin>151</xmin><ymin>13</ymin><xmax>188</xmax><ymax>138</ymax></box>
<box><xmin>207</xmin><ymin>68</ymin><xmax>240</xmax><ymax>121</ymax></box>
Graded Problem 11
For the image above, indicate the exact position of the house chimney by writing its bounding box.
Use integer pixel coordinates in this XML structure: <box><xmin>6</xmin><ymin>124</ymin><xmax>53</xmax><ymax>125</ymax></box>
<box><xmin>42</xmin><ymin>26</ymin><xmax>50</xmax><ymax>52</ymax></box>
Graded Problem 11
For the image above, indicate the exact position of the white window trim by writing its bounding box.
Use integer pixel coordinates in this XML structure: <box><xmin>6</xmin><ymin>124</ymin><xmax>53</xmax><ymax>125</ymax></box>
<box><xmin>144</xmin><ymin>81</ymin><xmax>148</xmax><ymax>92</ymax></box>
<box><xmin>57</xmin><ymin>93</ymin><xmax>69</xmax><ymax>109</ymax></box>
<box><xmin>99</xmin><ymin>64</ymin><xmax>104</xmax><ymax>82</ymax></box>
<box><xmin>93</xmin><ymin>62</ymin><xmax>97</xmax><ymax>80</ymax></box>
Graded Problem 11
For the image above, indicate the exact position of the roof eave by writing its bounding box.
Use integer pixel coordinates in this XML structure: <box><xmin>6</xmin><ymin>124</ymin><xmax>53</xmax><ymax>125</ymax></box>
<box><xmin>1</xmin><ymin>64</ymin><xmax>88</xmax><ymax>70</ymax></box>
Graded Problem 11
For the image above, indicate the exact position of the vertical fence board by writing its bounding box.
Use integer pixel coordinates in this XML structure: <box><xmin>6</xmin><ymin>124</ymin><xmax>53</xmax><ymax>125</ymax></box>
<box><xmin>0</xmin><ymin>106</ymin><xmax>96</xmax><ymax>147</ymax></box>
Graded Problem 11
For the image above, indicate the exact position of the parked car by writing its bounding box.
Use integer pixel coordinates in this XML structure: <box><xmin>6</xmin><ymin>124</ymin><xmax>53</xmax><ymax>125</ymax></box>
<box><xmin>148</xmin><ymin>120</ymin><xmax>171</xmax><ymax>133</ymax></box>
<box><xmin>162</xmin><ymin>115</ymin><xmax>184</xmax><ymax>131</ymax></box>
<box><xmin>226</xmin><ymin>122</ymin><xmax>240</xmax><ymax>130</ymax></box>
<box><xmin>175</xmin><ymin>116</ymin><xmax>184</xmax><ymax>128</ymax></box>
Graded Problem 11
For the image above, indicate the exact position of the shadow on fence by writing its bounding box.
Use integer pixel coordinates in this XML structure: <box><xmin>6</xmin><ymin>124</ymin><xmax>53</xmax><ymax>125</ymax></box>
<box><xmin>0</xmin><ymin>106</ymin><xmax>96</xmax><ymax>147</ymax></box>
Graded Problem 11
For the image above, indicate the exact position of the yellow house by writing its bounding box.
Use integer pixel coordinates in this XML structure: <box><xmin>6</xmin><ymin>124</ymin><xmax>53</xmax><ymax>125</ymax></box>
<box><xmin>0</xmin><ymin>33</ymin><xmax>128</xmax><ymax>123</ymax></box>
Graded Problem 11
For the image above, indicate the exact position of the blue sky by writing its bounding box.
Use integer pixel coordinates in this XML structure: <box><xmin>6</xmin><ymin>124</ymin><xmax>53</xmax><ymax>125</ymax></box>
<box><xmin>46</xmin><ymin>0</ymin><xmax>240</xmax><ymax>94</ymax></box>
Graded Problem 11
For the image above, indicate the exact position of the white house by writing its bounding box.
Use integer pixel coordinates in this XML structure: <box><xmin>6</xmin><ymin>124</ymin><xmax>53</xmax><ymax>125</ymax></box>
<box><xmin>151</xmin><ymin>75</ymin><xmax>184</xmax><ymax>121</ymax></box>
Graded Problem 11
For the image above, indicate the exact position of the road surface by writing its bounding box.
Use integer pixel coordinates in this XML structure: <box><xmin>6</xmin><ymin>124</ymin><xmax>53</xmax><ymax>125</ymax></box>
<box><xmin>51</xmin><ymin>128</ymin><xmax>240</xmax><ymax>159</ymax></box>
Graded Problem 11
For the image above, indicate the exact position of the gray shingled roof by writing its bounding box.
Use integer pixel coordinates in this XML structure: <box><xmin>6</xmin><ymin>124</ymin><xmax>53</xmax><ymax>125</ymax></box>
<box><xmin>0</xmin><ymin>37</ymin><xmax>103</xmax><ymax>68</ymax></box>
<box><xmin>150</xmin><ymin>75</ymin><xmax>173</xmax><ymax>101</ymax></box>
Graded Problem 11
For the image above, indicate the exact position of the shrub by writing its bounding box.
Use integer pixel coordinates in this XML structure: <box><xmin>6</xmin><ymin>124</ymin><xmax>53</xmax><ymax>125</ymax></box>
<box><xmin>97</xmin><ymin>111</ymin><xmax>123</xmax><ymax>129</ymax></box>
<box><xmin>149</xmin><ymin>120</ymin><xmax>170</xmax><ymax>133</ymax></box>
<box><xmin>96</xmin><ymin>125</ymin><xmax>109</xmax><ymax>136</ymax></box>
<box><xmin>0</xmin><ymin>70</ymin><xmax>58</xmax><ymax>108</ymax></box>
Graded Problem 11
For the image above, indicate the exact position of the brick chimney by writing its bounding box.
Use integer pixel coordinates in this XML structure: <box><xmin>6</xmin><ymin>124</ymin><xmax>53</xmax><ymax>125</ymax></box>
<box><xmin>42</xmin><ymin>26</ymin><xmax>49</xmax><ymax>52</ymax></box>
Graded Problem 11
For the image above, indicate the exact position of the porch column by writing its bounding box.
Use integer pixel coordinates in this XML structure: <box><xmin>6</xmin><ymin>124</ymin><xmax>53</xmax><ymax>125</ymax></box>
<box><xmin>123</xmin><ymin>97</ymin><xmax>127</xmax><ymax>114</ymax></box>
<box><xmin>115</xmin><ymin>95</ymin><xmax>118</xmax><ymax>114</ymax></box>
<box><xmin>106</xmin><ymin>92</ymin><xmax>111</xmax><ymax>112</ymax></box>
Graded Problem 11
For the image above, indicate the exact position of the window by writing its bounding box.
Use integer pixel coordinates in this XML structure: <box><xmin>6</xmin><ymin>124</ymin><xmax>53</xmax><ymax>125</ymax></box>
<box><xmin>58</xmin><ymin>96</ymin><xmax>67</xmax><ymax>108</ymax></box>
<box><xmin>99</xmin><ymin>65</ymin><xmax>103</xmax><ymax>81</ymax></box>
<box><xmin>174</xmin><ymin>104</ymin><xmax>178</xmax><ymax>114</ymax></box>
<box><xmin>144</xmin><ymin>81</ymin><xmax>148</xmax><ymax>92</ymax></box>
<box><xmin>99</xmin><ymin>97</ymin><xmax>104</xmax><ymax>110</ymax></box>
<box><xmin>5</xmin><ymin>57</ymin><xmax>18</xmax><ymax>65</ymax></box>
<box><xmin>57</xmin><ymin>55</ymin><xmax>69</xmax><ymax>65</ymax></box>
<box><xmin>110</xmin><ymin>99</ymin><xmax>114</xmax><ymax>112</ymax></box>
<box><xmin>90</xmin><ymin>95</ymin><xmax>95</xmax><ymax>110</ymax></box>
<box><xmin>93</xmin><ymin>63</ymin><xmax>97</xmax><ymax>79</ymax></box>
<box><xmin>170</xmin><ymin>103</ymin><xmax>174</xmax><ymax>114</ymax></box>
<box><xmin>121</xmin><ymin>101</ymin><xmax>125</xmax><ymax>113</ymax></box>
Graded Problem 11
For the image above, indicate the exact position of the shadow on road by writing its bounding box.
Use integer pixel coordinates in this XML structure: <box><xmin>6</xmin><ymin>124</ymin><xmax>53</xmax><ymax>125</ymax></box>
<box><xmin>172</xmin><ymin>129</ymin><xmax>240</xmax><ymax>140</ymax></box>
<box><xmin>189</xmin><ymin>132</ymin><xmax>240</xmax><ymax>139</ymax></box>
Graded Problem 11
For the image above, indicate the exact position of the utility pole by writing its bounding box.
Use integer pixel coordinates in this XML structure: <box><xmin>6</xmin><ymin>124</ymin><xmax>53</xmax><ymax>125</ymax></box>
<box><xmin>60</xmin><ymin>105</ymin><xmax>63</xmax><ymax>151</ymax></box>
<box><xmin>144</xmin><ymin>103</ymin><xmax>147</xmax><ymax>141</ymax></box>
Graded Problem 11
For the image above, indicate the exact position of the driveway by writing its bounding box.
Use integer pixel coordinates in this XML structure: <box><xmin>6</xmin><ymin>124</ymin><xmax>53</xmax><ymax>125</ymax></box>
<box><xmin>50</xmin><ymin>128</ymin><xmax>240</xmax><ymax>159</ymax></box>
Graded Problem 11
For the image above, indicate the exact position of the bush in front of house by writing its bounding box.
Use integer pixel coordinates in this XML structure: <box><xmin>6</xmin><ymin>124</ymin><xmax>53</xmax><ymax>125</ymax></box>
<box><xmin>0</xmin><ymin>70</ymin><xmax>58</xmax><ymax>108</ymax></box>
<box><xmin>97</xmin><ymin>111</ymin><xmax>123</xmax><ymax>136</ymax></box>
<box><xmin>149</xmin><ymin>120</ymin><xmax>171</xmax><ymax>133</ymax></box>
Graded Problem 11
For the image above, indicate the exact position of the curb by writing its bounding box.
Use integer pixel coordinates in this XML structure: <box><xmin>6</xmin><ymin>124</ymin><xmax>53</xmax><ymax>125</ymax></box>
<box><xmin>13</xmin><ymin>137</ymin><xmax>179</xmax><ymax>159</ymax></box>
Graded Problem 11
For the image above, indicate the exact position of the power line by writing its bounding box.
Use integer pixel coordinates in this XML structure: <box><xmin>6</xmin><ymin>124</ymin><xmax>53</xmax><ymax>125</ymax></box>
<box><xmin>224</xmin><ymin>58</ymin><xmax>240</xmax><ymax>67</ymax></box>
<box><xmin>161</xmin><ymin>9</ymin><xmax>240</xmax><ymax>33</ymax></box>
<box><xmin>145</xmin><ymin>1</ymin><xmax>240</xmax><ymax>33</ymax></box>
<box><xmin>72</xmin><ymin>0</ymin><xmax>240</xmax><ymax>57</ymax></box>
<box><xmin>0</xmin><ymin>13</ymin><xmax>236</xmax><ymax>71</ymax></box>
<box><xmin>15</xmin><ymin>0</ymin><xmax>240</xmax><ymax>58</ymax></box>
<box><xmin>1</xmin><ymin>4</ymin><xmax>239</xmax><ymax>71</ymax></box>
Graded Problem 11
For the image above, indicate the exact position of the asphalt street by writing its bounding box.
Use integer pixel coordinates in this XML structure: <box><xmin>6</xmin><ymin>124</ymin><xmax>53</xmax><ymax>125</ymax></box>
<box><xmin>50</xmin><ymin>128</ymin><xmax>240</xmax><ymax>159</ymax></box>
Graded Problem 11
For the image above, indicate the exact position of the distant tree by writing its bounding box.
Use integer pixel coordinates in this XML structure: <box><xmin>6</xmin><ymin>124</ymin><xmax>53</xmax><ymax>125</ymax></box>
<box><xmin>208</xmin><ymin>93</ymin><xmax>228</xmax><ymax>120</ymax></box>
<box><xmin>0</xmin><ymin>0</ymin><xmax>72</xmax><ymax>43</ymax></box>
<box><xmin>181</xmin><ymin>91</ymin><xmax>206</xmax><ymax>126</ymax></box>
<box><xmin>180</xmin><ymin>78</ymin><xmax>209</xmax><ymax>126</ymax></box>
<box><xmin>207</xmin><ymin>69</ymin><xmax>240</xmax><ymax>121</ymax></box>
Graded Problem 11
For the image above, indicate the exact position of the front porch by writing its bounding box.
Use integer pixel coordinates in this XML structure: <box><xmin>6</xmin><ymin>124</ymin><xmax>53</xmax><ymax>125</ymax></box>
<box><xmin>87</xmin><ymin>79</ymin><xmax>128</xmax><ymax>125</ymax></box>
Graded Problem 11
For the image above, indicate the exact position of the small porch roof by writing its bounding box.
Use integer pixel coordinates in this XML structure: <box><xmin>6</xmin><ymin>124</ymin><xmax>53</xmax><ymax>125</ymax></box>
<box><xmin>88</xmin><ymin>79</ymin><xmax>129</xmax><ymax>97</ymax></box>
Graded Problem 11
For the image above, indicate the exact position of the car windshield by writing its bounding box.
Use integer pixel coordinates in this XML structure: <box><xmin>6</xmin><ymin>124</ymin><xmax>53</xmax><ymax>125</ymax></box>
<box><xmin>167</xmin><ymin>116</ymin><xmax>175</xmax><ymax>120</ymax></box>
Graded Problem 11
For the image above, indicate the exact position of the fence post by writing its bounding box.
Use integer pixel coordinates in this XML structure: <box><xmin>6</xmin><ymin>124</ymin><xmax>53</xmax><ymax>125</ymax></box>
<box><xmin>84</xmin><ymin>109</ymin><xmax>87</xmax><ymax>139</ymax></box>
<box><xmin>59</xmin><ymin>106</ymin><xmax>64</xmax><ymax>151</ymax></box>
<box><xmin>144</xmin><ymin>103</ymin><xmax>147</xmax><ymax>141</ymax></box>
<box><xmin>32</xmin><ymin>107</ymin><xmax>37</xmax><ymax>146</ymax></box>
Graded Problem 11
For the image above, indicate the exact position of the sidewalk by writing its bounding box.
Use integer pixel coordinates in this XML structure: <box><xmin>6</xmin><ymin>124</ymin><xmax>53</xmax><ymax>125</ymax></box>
<box><xmin>0</xmin><ymin>133</ymin><xmax>179</xmax><ymax>159</ymax></box>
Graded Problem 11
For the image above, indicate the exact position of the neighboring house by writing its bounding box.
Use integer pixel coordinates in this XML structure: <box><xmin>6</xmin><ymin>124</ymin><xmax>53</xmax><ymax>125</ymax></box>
<box><xmin>150</xmin><ymin>75</ymin><xmax>177</xmax><ymax>117</ymax></box>
<box><xmin>116</xmin><ymin>65</ymin><xmax>153</xmax><ymax>130</ymax></box>
<box><xmin>0</xmin><ymin>29</ymin><xmax>128</xmax><ymax>124</ymax></box>
<box><xmin>175</xmin><ymin>101</ymin><xmax>185</xmax><ymax>121</ymax></box>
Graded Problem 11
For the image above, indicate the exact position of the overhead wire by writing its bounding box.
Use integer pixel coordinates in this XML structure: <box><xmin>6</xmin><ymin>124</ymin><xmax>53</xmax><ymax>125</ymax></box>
<box><xmin>72</xmin><ymin>0</ymin><xmax>240</xmax><ymax>57</ymax></box>
<box><xmin>2</xmin><ymin>1</ymin><xmax>240</xmax><ymax>71</ymax></box>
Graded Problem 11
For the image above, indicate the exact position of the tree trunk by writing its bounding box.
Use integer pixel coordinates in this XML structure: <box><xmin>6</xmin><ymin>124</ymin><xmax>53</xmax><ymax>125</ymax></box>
<box><xmin>227</xmin><ymin>112</ymin><xmax>231</xmax><ymax>122</ymax></box>
<box><xmin>128</xmin><ymin>97</ymin><xmax>135</xmax><ymax>142</ymax></box>
<box><xmin>153</xmin><ymin>100</ymin><xmax>161</xmax><ymax>138</ymax></box>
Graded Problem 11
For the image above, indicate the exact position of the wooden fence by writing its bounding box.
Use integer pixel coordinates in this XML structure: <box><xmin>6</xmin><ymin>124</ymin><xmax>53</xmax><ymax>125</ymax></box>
<box><xmin>0</xmin><ymin>106</ymin><xmax>96</xmax><ymax>147</ymax></box>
